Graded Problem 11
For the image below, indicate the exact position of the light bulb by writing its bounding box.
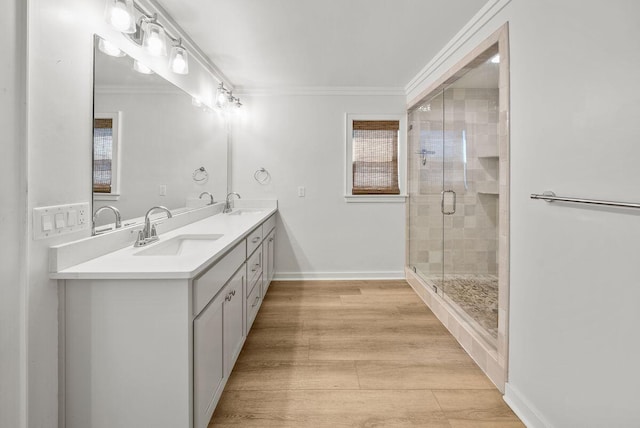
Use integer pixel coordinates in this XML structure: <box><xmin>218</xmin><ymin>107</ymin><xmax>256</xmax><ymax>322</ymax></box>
<box><xmin>490</xmin><ymin>54</ymin><xmax>500</xmax><ymax>64</ymax></box>
<box><xmin>105</xmin><ymin>0</ymin><xmax>135</xmax><ymax>33</ymax></box>
<box><xmin>216</xmin><ymin>85</ymin><xmax>228</xmax><ymax>108</ymax></box>
<box><xmin>169</xmin><ymin>45</ymin><xmax>188</xmax><ymax>74</ymax></box>
<box><xmin>98</xmin><ymin>38</ymin><xmax>126</xmax><ymax>57</ymax></box>
<box><xmin>133</xmin><ymin>60</ymin><xmax>154</xmax><ymax>75</ymax></box>
<box><xmin>143</xmin><ymin>21</ymin><xmax>167</xmax><ymax>56</ymax></box>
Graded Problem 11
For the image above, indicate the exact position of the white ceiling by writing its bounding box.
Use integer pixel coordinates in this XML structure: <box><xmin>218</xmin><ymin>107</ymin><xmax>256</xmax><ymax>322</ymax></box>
<box><xmin>157</xmin><ymin>0</ymin><xmax>488</xmax><ymax>90</ymax></box>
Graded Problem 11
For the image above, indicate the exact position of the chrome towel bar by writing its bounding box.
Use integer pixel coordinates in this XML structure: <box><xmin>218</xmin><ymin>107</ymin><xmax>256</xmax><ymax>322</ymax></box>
<box><xmin>530</xmin><ymin>191</ymin><xmax>640</xmax><ymax>209</ymax></box>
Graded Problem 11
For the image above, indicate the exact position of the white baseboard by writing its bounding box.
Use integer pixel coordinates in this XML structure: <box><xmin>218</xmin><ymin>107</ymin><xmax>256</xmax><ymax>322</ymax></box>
<box><xmin>504</xmin><ymin>383</ymin><xmax>551</xmax><ymax>428</ymax></box>
<box><xmin>273</xmin><ymin>271</ymin><xmax>405</xmax><ymax>281</ymax></box>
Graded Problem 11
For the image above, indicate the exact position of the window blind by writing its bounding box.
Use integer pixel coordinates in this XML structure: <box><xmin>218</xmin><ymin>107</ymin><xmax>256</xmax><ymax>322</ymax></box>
<box><xmin>93</xmin><ymin>118</ymin><xmax>113</xmax><ymax>193</ymax></box>
<box><xmin>352</xmin><ymin>120</ymin><xmax>400</xmax><ymax>195</ymax></box>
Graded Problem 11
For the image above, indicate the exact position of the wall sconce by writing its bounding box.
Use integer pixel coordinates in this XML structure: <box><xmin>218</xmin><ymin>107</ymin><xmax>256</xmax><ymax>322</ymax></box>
<box><xmin>216</xmin><ymin>83</ymin><xmax>242</xmax><ymax>109</ymax></box>
<box><xmin>105</xmin><ymin>0</ymin><xmax>188</xmax><ymax>74</ymax></box>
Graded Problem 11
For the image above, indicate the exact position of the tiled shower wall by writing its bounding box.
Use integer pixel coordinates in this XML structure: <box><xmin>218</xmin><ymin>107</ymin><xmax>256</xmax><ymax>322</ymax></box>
<box><xmin>408</xmin><ymin>88</ymin><xmax>499</xmax><ymax>276</ymax></box>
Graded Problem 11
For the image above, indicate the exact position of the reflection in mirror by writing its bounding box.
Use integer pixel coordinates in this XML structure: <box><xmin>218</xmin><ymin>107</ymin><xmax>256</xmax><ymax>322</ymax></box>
<box><xmin>92</xmin><ymin>35</ymin><xmax>227</xmax><ymax>232</ymax></box>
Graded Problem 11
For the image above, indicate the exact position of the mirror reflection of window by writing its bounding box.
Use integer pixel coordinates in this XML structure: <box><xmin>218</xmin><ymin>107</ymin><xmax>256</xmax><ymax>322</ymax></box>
<box><xmin>93</xmin><ymin>112</ymin><xmax>120</xmax><ymax>198</ymax></box>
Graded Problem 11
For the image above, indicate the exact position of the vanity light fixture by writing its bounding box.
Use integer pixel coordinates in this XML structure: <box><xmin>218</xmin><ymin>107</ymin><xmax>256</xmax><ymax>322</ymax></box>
<box><xmin>133</xmin><ymin>59</ymin><xmax>154</xmax><ymax>74</ymax></box>
<box><xmin>105</xmin><ymin>0</ymin><xmax>190</xmax><ymax>75</ymax></box>
<box><xmin>105</xmin><ymin>0</ymin><xmax>136</xmax><ymax>33</ymax></box>
<box><xmin>169</xmin><ymin>40</ymin><xmax>189</xmax><ymax>74</ymax></box>
<box><xmin>98</xmin><ymin>38</ymin><xmax>126</xmax><ymax>57</ymax></box>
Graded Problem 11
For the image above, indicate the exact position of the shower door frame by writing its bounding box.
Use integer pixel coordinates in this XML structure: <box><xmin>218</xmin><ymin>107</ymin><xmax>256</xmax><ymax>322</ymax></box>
<box><xmin>405</xmin><ymin>23</ymin><xmax>510</xmax><ymax>392</ymax></box>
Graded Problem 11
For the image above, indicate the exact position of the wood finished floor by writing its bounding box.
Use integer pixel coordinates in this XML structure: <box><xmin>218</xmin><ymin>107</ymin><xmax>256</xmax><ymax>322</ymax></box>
<box><xmin>210</xmin><ymin>280</ymin><xmax>524</xmax><ymax>427</ymax></box>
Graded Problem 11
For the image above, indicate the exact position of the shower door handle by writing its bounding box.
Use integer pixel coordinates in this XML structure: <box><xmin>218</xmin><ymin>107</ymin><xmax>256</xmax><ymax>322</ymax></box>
<box><xmin>441</xmin><ymin>190</ymin><xmax>456</xmax><ymax>215</ymax></box>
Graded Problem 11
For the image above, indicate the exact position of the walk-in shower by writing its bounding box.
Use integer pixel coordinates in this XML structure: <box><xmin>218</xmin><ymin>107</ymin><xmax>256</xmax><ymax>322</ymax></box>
<box><xmin>408</xmin><ymin>75</ymin><xmax>500</xmax><ymax>342</ymax></box>
<box><xmin>405</xmin><ymin>25</ymin><xmax>509</xmax><ymax>390</ymax></box>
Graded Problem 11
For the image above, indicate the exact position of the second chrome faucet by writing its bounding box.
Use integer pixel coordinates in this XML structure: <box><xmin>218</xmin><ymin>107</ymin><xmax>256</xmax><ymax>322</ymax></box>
<box><xmin>223</xmin><ymin>192</ymin><xmax>241</xmax><ymax>213</ymax></box>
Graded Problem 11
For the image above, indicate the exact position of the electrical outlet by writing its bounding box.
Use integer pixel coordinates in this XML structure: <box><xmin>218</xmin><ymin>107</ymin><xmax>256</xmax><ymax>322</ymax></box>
<box><xmin>159</xmin><ymin>184</ymin><xmax>167</xmax><ymax>196</ymax></box>
<box><xmin>78</xmin><ymin>206</ymin><xmax>87</xmax><ymax>224</ymax></box>
<box><xmin>298</xmin><ymin>186</ymin><xmax>305</xmax><ymax>197</ymax></box>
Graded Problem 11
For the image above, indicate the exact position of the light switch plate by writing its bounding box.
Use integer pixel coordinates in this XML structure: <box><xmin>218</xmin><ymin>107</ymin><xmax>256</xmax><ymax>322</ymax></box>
<box><xmin>33</xmin><ymin>202</ymin><xmax>90</xmax><ymax>240</ymax></box>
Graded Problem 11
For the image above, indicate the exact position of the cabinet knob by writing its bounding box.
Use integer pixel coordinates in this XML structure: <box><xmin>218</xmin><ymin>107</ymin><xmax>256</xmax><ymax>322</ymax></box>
<box><xmin>268</xmin><ymin>237</ymin><xmax>274</xmax><ymax>242</ymax></box>
<box><xmin>252</xmin><ymin>295</ymin><xmax>260</xmax><ymax>307</ymax></box>
<box><xmin>251</xmin><ymin>237</ymin><xmax>261</xmax><ymax>243</ymax></box>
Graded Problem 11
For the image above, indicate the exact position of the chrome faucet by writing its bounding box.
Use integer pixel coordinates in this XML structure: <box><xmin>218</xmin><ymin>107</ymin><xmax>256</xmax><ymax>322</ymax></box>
<box><xmin>199</xmin><ymin>191</ymin><xmax>214</xmax><ymax>205</ymax></box>
<box><xmin>92</xmin><ymin>205</ymin><xmax>122</xmax><ymax>235</ymax></box>
<box><xmin>223</xmin><ymin>192</ymin><xmax>241</xmax><ymax>213</ymax></box>
<box><xmin>134</xmin><ymin>206</ymin><xmax>173</xmax><ymax>247</ymax></box>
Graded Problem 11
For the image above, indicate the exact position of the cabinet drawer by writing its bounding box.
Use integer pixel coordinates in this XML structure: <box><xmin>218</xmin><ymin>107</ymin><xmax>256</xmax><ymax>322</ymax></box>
<box><xmin>246</xmin><ymin>274</ymin><xmax>262</xmax><ymax>331</ymax></box>
<box><xmin>193</xmin><ymin>241</ymin><xmax>246</xmax><ymax>316</ymax></box>
<box><xmin>263</xmin><ymin>213</ymin><xmax>276</xmax><ymax>235</ymax></box>
<box><xmin>247</xmin><ymin>245</ymin><xmax>263</xmax><ymax>293</ymax></box>
<box><xmin>246</xmin><ymin>226</ymin><xmax>263</xmax><ymax>256</ymax></box>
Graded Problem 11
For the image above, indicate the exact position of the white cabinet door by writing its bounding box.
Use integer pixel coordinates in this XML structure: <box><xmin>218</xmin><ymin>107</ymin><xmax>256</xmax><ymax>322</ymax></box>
<box><xmin>193</xmin><ymin>292</ymin><xmax>224</xmax><ymax>428</ymax></box>
<box><xmin>223</xmin><ymin>266</ymin><xmax>246</xmax><ymax>377</ymax></box>
<box><xmin>263</xmin><ymin>229</ymin><xmax>276</xmax><ymax>294</ymax></box>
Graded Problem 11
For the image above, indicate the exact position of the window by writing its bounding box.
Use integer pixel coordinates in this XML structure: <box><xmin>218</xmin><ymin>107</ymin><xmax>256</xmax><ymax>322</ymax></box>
<box><xmin>345</xmin><ymin>114</ymin><xmax>406</xmax><ymax>202</ymax></box>
<box><xmin>93</xmin><ymin>112</ymin><xmax>121</xmax><ymax>200</ymax></box>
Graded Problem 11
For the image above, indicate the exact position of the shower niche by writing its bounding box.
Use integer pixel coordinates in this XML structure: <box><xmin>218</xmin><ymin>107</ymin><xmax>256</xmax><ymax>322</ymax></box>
<box><xmin>406</xmin><ymin>25</ymin><xmax>509</xmax><ymax>391</ymax></box>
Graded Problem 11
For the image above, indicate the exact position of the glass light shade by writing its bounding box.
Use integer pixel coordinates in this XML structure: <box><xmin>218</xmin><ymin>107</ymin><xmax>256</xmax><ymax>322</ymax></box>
<box><xmin>98</xmin><ymin>38</ymin><xmax>126</xmax><ymax>57</ymax></box>
<box><xmin>215</xmin><ymin>85</ymin><xmax>228</xmax><ymax>108</ymax></box>
<box><xmin>169</xmin><ymin>45</ymin><xmax>189</xmax><ymax>74</ymax></box>
<box><xmin>143</xmin><ymin>21</ymin><xmax>167</xmax><ymax>56</ymax></box>
<box><xmin>133</xmin><ymin>60</ymin><xmax>154</xmax><ymax>75</ymax></box>
<box><xmin>490</xmin><ymin>54</ymin><xmax>500</xmax><ymax>64</ymax></box>
<box><xmin>105</xmin><ymin>0</ymin><xmax>136</xmax><ymax>33</ymax></box>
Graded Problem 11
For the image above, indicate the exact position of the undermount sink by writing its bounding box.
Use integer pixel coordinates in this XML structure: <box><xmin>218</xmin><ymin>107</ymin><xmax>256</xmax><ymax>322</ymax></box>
<box><xmin>227</xmin><ymin>209</ymin><xmax>264</xmax><ymax>216</ymax></box>
<box><xmin>134</xmin><ymin>234</ymin><xmax>223</xmax><ymax>256</ymax></box>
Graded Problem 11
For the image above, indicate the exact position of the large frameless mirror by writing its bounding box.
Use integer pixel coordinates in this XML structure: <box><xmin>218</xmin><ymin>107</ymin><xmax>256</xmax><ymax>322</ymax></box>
<box><xmin>92</xmin><ymin>35</ymin><xmax>228</xmax><ymax>233</ymax></box>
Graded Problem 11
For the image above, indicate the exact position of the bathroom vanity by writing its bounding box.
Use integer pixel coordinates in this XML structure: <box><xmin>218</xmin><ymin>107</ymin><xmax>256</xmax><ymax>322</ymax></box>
<box><xmin>52</xmin><ymin>204</ymin><xmax>276</xmax><ymax>428</ymax></box>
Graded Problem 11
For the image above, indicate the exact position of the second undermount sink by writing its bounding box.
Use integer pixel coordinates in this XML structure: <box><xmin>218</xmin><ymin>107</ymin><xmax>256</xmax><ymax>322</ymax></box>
<box><xmin>227</xmin><ymin>209</ymin><xmax>264</xmax><ymax>216</ymax></box>
<box><xmin>134</xmin><ymin>234</ymin><xmax>223</xmax><ymax>256</ymax></box>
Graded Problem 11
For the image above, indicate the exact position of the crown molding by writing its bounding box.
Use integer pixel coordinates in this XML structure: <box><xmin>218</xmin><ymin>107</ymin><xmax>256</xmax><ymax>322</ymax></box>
<box><xmin>235</xmin><ymin>86</ymin><xmax>406</xmax><ymax>97</ymax></box>
<box><xmin>404</xmin><ymin>0</ymin><xmax>512</xmax><ymax>97</ymax></box>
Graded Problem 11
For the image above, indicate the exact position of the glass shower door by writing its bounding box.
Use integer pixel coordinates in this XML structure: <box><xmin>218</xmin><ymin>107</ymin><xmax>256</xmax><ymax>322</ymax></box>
<box><xmin>408</xmin><ymin>90</ymin><xmax>445</xmax><ymax>294</ymax></box>
<box><xmin>441</xmin><ymin>82</ymin><xmax>500</xmax><ymax>343</ymax></box>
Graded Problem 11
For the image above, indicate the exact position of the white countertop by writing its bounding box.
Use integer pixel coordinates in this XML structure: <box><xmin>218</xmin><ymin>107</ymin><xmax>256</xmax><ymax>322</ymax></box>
<box><xmin>51</xmin><ymin>206</ymin><xmax>277</xmax><ymax>280</ymax></box>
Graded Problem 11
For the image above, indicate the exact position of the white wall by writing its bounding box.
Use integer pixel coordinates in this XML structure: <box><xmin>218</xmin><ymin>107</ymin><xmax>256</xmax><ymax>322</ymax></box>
<box><xmin>232</xmin><ymin>94</ymin><xmax>406</xmax><ymax>279</ymax></box>
<box><xmin>0</xmin><ymin>1</ymin><xmax>27</xmax><ymax>427</ymax></box>
<box><xmin>23</xmin><ymin>0</ymin><xmax>225</xmax><ymax>425</ymax></box>
<box><xmin>407</xmin><ymin>1</ymin><xmax>640</xmax><ymax>426</ymax></box>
